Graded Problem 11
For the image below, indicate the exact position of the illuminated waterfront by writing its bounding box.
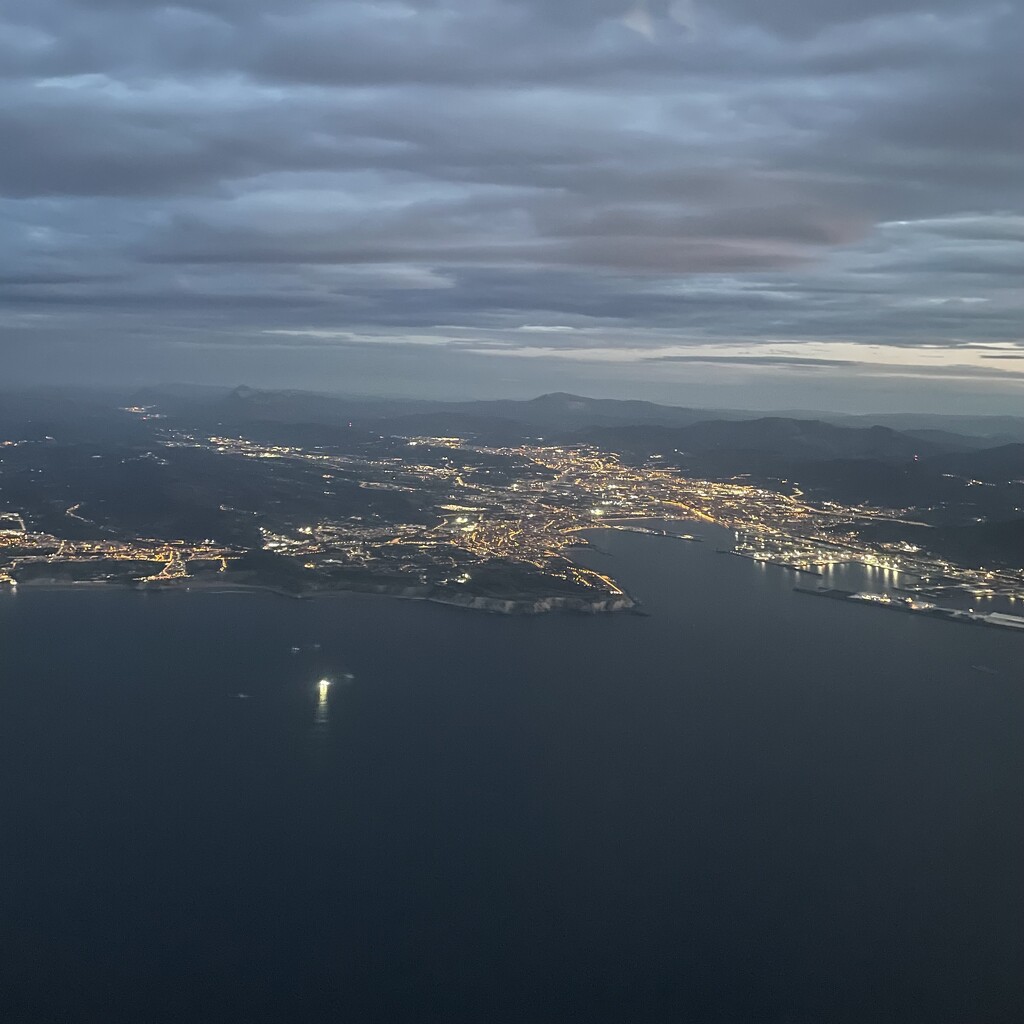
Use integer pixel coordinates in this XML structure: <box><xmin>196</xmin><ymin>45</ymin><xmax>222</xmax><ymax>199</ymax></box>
<box><xmin>5</xmin><ymin>424</ymin><xmax>1021</xmax><ymax>622</ymax></box>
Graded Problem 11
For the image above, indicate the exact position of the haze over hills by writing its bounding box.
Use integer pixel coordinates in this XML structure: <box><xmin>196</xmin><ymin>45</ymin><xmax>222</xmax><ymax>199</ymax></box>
<box><xmin>7</xmin><ymin>384</ymin><xmax>1024</xmax><ymax>469</ymax></box>
<box><xmin>834</xmin><ymin>411</ymin><xmax>1024</xmax><ymax>442</ymax></box>
<box><xmin>586</xmin><ymin>418</ymin><xmax>942</xmax><ymax>462</ymax></box>
<box><xmin>129</xmin><ymin>384</ymin><xmax>1024</xmax><ymax>442</ymax></box>
<box><xmin>132</xmin><ymin>386</ymin><xmax>745</xmax><ymax>436</ymax></box>
<box><xmin>131</xmin><ymin>384</ymin><xmax>1024</xmax><ymax>503</ymax></box>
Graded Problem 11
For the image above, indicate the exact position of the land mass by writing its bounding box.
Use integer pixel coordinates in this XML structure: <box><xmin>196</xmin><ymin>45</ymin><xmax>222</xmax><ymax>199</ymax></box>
<box><xmin>2</xmin><ymin>387</ymin><xmax>1024</xmax><ymax>622</ymax></box>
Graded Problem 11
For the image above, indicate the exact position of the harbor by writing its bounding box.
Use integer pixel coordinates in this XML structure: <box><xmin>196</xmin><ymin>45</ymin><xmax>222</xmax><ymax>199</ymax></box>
<box><xmin>794</xmin><ymin>586</ymin><xmax>1024</xmax><ymax>633</ymax></box>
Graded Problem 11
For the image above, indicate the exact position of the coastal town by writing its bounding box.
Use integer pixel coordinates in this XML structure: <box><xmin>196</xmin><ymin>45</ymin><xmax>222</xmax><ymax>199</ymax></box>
<box><xmin>3</xmin><ymin>420</ymin><xmax>1024</xmax><ymax>626</ymax></box>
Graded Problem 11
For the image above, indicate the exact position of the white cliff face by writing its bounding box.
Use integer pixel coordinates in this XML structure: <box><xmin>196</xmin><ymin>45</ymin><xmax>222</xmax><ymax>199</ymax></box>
<box><xmin>359</xmin><ymin>583</ymin><xmax>637</xmax><ymax>615</ymax></box>
<box><xmin>431</xmin><ymin>593</ymin><xmax>636</xmax><ymax>615</ymax></box>
<box><xmin>40</xmin><ymin>570</ymin><xmax>636</xmax><ymax>616</ymax></box>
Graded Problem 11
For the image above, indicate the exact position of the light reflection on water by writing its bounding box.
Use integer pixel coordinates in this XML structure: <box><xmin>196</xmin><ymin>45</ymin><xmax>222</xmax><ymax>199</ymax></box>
<box><xmin>314</xmin><ymin>678</ymin><xmax>331</xmax><ymax>728</ymax></box>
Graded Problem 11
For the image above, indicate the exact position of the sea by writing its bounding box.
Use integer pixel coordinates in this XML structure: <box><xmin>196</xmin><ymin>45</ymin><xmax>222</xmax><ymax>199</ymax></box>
<box><xmin>2</xmin><ymin>524</ymin><xmax>1023</xmax><ymax>1023</ymax></box>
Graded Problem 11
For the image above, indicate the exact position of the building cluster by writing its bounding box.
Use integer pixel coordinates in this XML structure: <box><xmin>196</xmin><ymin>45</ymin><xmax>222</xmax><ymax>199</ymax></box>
<box><xmin>2</xmin><ymin>427</ymin><xmax>1024</xmax><ymax>611</ymax></box>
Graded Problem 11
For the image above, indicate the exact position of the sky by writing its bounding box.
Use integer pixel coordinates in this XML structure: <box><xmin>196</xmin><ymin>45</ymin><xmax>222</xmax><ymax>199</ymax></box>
<box><xmin>1</xmin><ymin>0</ymin><xmax>1022</xmax><ymax>412</ymax></box>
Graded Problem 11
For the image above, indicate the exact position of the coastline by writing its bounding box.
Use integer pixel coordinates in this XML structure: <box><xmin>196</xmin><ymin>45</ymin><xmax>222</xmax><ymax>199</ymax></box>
<box><xmin>3</xmin><ymin>573</ymin><xmax>637</xmax><ymax>616</ymax></box>
<box><xmin>794</xmin><ymin>585</ymin><xmax>1024</xmax><ymax>635</ymax></box>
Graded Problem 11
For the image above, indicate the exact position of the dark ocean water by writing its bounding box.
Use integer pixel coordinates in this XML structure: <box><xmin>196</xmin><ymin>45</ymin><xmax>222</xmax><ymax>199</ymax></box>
<box><xmin>2</xmin><ymin>525</ymin><xmax>1023</xmax><ymax>1023</ymax></box>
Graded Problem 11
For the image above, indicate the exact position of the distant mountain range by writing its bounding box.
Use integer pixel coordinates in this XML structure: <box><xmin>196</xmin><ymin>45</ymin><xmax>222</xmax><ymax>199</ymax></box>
<box><xmin>585</xmin><ymin>418</ymin><xmax>941</xmax><ymax>462</ymax></box>
<box><xmin>131</xmin><ymin>384</ymin><xmax>1024</xmax><ymax>443</ymax></box>
<box><xmin>134</xmin><ymin>386</ymin><xmax>739</xmax><ymax>436</ymax></box>
<box><xmin>7</xmin><ymin>384</ymin><xmax>1022</xmax><ymax>527</ymax></box>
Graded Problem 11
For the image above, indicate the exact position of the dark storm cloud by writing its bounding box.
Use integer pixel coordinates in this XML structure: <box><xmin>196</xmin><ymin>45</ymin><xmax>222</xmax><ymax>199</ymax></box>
<box><xmin>0</xmin><ymin>0</ymin><xmax>1021</xmax><ymax>400</ymax></box>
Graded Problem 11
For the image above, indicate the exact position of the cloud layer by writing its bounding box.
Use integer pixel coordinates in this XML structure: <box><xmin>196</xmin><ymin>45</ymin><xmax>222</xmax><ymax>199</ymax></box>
<box><xmin>1</xmin><ymin>0</ymin><xmax>1021</xmax><ymax>405</ymax></box>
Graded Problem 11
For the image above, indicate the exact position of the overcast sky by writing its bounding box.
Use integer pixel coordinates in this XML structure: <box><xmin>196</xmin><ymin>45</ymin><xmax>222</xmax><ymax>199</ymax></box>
<box><xmin>2</xmin><ymin>0</ymin><xmax>1021</xmax><ymax>411</ymax></box>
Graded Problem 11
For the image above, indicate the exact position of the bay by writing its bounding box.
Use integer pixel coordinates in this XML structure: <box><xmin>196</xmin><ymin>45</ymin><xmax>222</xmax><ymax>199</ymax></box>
<box><xmin>2</xmin><ymin>525</ymin><xmax>1023</xmax><ymax>1023</ymax></box>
